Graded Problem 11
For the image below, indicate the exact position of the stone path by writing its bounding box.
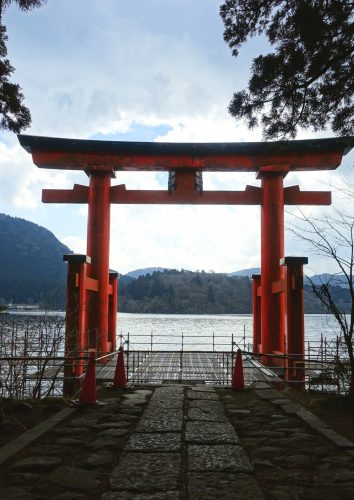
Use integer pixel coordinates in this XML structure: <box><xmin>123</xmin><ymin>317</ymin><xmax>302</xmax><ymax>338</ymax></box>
<box><xmin>0</xmin><ymin>383</ymin><xmax>354</xmax><ymax>499</ymax></box>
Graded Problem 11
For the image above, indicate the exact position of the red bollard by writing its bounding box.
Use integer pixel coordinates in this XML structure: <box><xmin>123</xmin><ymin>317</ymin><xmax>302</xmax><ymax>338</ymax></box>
<box><xmin>232</xmin><ymin>349</ymin><xmax>245</xmax><ymax>390</ymax></box>
<box><xmin>112</xmin><ymin>346</ymin><xmax>127</xmax><ymax>388</ymax></box>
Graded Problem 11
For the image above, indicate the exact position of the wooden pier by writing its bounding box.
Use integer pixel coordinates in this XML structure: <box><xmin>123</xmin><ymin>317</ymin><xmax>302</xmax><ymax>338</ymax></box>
<box><xmin>96</xmin><ymin>351</ymin><xmax>280</xmax><ymax>385</ymax></box>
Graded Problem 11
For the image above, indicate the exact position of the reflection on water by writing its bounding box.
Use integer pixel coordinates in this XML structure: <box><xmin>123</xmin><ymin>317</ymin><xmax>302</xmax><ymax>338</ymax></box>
<box><xmin>116</xmin><ymin>312</ymin><xmax>343</xmax><ymax>351</ymax></box>
<box><xmin>6</xmin><ymin>311</ymin><xmax>344</xmax><ymax>352</ymax></box>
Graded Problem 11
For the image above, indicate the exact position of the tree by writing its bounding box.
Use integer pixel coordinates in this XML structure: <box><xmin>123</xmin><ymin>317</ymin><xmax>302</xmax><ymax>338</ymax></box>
<box><xmin>220</xmin><ymin>1</ymin><xmax>354</xmax><ymax>139</ymax></box>
<box><xmin>0</xmin><ymin>0</ymin><xmax>46</xmax><ymax>132</ymax></box>
<box><xmin>290</xmin><ymin>185</ymin><xmax>354</xmax><ymax>396</ymax></box>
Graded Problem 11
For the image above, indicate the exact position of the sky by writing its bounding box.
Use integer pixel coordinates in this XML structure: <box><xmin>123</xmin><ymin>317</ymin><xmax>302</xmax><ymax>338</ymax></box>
<box><xmin>0</xmin><ymin>0</ymin><xmax>353</xmax><ymax>276</ymax></box>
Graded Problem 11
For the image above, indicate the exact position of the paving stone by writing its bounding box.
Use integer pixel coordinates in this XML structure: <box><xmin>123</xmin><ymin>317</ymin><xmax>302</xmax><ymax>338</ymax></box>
<box><xmin>191</xmin><ymin>386</ymin><xmax>216</xmax><ymax>392</ymax></box>
<box><xmin>11</xmin><ymin>456</ymin><xmax>62</xmax><ymax>472</ymax></box>
<box><xmin>255</xmin><ymin>389</ymin><xmax>283</xmax><ymax>400</ymax></box>
<box><xmin>56</xmin><ymin>437</ymin><xmax>85</xmax><ymax>446</ymax></box>
<box><xmin>123</xmin><ymin>393</ymin><xmax>148</xmax><ymax>401</ymax></box>
<box><xmin>110</xmin><ymin>453</ymin><xmax>180</xmax><ymax>491</ymax></box>
<box><xmin>188</xmin><ymin>407</ymin><xmax>227</xmax><ymax>421</ymax></box>
<box><xmin>121</xmin><ymin>398</ymin><xmax>147</xmax><ymax>406</ymax></box>
<box><xmin>243</xmin><ymin>430</ymin><xmax>285</xmax><ymax>439</ymax></box>
<box><xmin>0</xmin><ymin>487</ymin><xmax>34</xmax><ymax>500</ymax></box>
<box><xmin>143</xmin><ymin>407</ymin><xmax>183</xmax><ymax>419</ymax></box>
<box><xmin>295</xmin><ymin>407</ymin><xmax>329</xmax><ymax>430</ymax></box>
<box><xmin>102</xmin><ymin>491</ymin><xmax>180</xmax><ymax>499</ymax></box>
<box><xmin>49</xmin><ymin>466</ymin><xmax>100</xmax><ymax>491</ymax></box>
<box><xmin>188</xmin><ymin>399</ymin><xmax>223</xmax><ymax>410</ymax></box>
<box><xmin>317</xmin><ymin>428</ymin><xmax>354</xmax><ymax>449</ymax></box>
<box><xmin>253</xmin><ymin>382</ymin><xmax>272</xmax><ymax>389</ymax></box>
<box><xmin>280</xmin><ymin>403</ymin><xmax>302</xmax><ymax>414</ymax></box>
<box><xmin>80</xmin><ymin>451</ymin><xmax>114</xmax><ymax>468</ymax></box>
<box><xmin>186</xmin><ymin>421</ymin><xmax>240</xmax><ymax>444</ymax></box>
<box><xmin>188</xmin><ymin>472</ymin><xmax>264</xmax><ymax>499</ymax></box>
<box><xmin>135</xmin><ymin>416</ymin><xmax>183</xmax><ymax>432</ymax></box>
<box><xmin>87</xmin><ymin>438</ymin><xmax>122</xmax><ymax>451</ymax></box>
<box><xmin>55</xmin><ymin>493</ymin><xmax>87</xmax><ymax>500</ymax></box>
<box><xmin>55</xmin><ymin>427</ymin><xmax>90</xmax><ymax>436</ymax></box>
<box><xmin>187</xmin><ymin>390</ymin><xmax>219</xmax><ymax>400</ymax></box>
<box><xmin>271</xmin><ymin>398</ymin><xmax>292</xmax><ymax>406</ymax></box>
<box><xmin>252</xmin><ymin>446</ymin><xmax>284</xmax><ymax>457</ymax></box>
<box><xmin>188</xmin><ymin>444</ymin><xmax>254</xmax><ymax>472</ymax></box>
<box><xmin>133</xmin><ymin>389</ymin><xmax>153</xmax><ymax>397</ymax></box>
<box><xmin>276</xmin><ymin>454</ymin><xmax>312</xmax><ymax>468</ymax></box>
<box><xmin>125</xmin><ymin>432</ymin><xmax>181</xmax><ymax>451</ymax></box>
<box><xmin>96</xmin><ymin>421</ymin><xmax>131</xmax><ymax>429</ymax></box>
<box><xmin>316</xmin><ymin>468</ymin><xmax>354</xmax><ymax>484</ymax></box>
<box><xmin>98</xmin><ymin>428</ymin><xmax>130</xmax><ymax>438</ymax></box>
<box><xmin>115</xmin><ymin>412</ymin><xmax>140</xmax><ymax>420</ymax></box>
<box><xmin>67</xmin><ymin>417</ymin><xmax>99</xmax><ymax>427</ymax></box>
<box><xmin>226</xmin><ymin>409</ymin><xmax>251</xmax><ymax>415</ymax></box>
<box><xmin>321</xmin><ymin>455</ymin><xmax>353</xmax><ymax>465</ymax></box>
<box><xmin>253</xmin><ymin>458</ymin><xmax>274</xmax><ymax>467</ymax></box>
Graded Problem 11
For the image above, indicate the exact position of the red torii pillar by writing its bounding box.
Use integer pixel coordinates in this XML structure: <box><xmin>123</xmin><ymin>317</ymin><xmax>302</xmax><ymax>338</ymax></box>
<box><xmin>259</xmin><ymin>167</ymin><xmax>287</xmax><ymax>364</ymax></box>
<box><xmin>281</xmin><ymin>256</ymin><xmax>308</xmax><ymax>388</ymax></box>
<box><xmin>86</xmin><ymin>169</ymin><xmax>113</xmax><ymax>355</ymax></box>
<box><xmin>252</xmin><ymin>274</ymin><xmax>261</xmax><ymax>353</ymax></box>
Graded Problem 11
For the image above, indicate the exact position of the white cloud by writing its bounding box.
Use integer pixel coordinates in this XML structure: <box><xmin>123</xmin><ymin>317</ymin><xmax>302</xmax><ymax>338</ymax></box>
<box><xmin>0</xmin><ymin>1</ymin><xmax>353</xmax><ymax>277</ymax></box>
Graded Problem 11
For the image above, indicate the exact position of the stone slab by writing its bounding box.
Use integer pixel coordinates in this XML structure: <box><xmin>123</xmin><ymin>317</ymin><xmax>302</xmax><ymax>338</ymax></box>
<box><xmin>80</xmin><ymin>451</ymin><xmax>114</xmax><ymax>468</ymax></box>
<box><xmin>188</xmin><ymin>399</ymin><xmax>223</xmax><ymax>410</ymax></box>
<box><xmin>255</xmin><ymin>389</ymin><xmax>283</xmax><ymax>400</ymax></box>
<box><xmin>11</xmin><ymin>456</ymin><xmax>62</xmax><ymax>472</ymax></box>
<box><xmin>49</xmin><ymin>466</ymin><xmax>100</xmax><ymax>491</ymax></box>
<box><xmin>317</xmin><ymin>428</ymin><xmax>354</xmax><ymax>449</ymax></box>
<box><xmin>188</xmin><ymin>444</ymin><xmax>254</xmax><ymax>472</ymax></box>
<box><xmin>253</xmin><ymin>382</ymin><xmax>271</xmax><ymax>389</ymax></box>
<box><xmin>110</xmin><ymin>452</ymin><xmax>180</xmax><ymax>491</ymax></box>
<box><xmin>295</xmin><ymin>407</ymin><xmax>330</xmax><ymax>430</ymax></box>
<box><xmin>280</xmin><ymin>403</ymin><xmax>302</xmax><ymax>414</ymax></box>
<box><xmin>143</xmin><ymin>407</ymin><xmax>183</xmax><ymax>419</ymax></box>
<box><xmin>125</xmin><ymin>432</ymin><xmax>181</xmax><ymax>452</ymax></box>
<box><xmin>270</xmin><ymin>398</ymin><xmax>292</xmax><ymax>406</ymax></box>
<box><xmin>136</xmin><ymin>417</ymin><xmax>183</xmax><ymax>433</ymax></box>
<box><xmin>187</xmin><ymin>390</ymin><xmax>219</xmax><ymax>401</ymax></box>
<box><xmin>188</xmin><ymin>407</ymin><xmax>227</xmax><ymax>422</ymax></box>
<box><xmin>191</xmin><ymin>386</ymin><xmax>216</xmax><ymax>392</ymax></box>
<box><xmin>186</xmin><ymin>421</ymin><xmax>240</xmax><ymax>444</ymax></box>
<box><xmin>0</xmin><ymin>407</ymin><xmax>75</xmax><ymax>466</ymax></box>
<box><xmin>188</xmin><ymin>472</ymin><xmax>264</xmax><ymax>499</ymax></box>
<box><xmin>102</xmin><ymin>491</ymin><xmax>180</xmax><ymax>500</ymax></box>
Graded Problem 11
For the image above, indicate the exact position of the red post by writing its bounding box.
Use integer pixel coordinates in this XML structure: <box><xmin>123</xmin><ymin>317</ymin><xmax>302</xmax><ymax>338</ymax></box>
<box><xmin>86</xmin><ymin>170</ymin><xmax>112</xmax><ymax>356</ymax></box>
<box><xmin>108</xmin><ymin>271</ymin><xmax>118</xmax><ymax>352</ymax></box>
<box><xmin>63</xmin><ymin>254</ymin><xmax>90</xmax><ymax>396</ymax></box>
<box><xmin>281</xmin><ymin>256</ymin><xmax>308</xmax><ymax>389</ymax></box>
<box><xmin>260</xmin><ymin>170</ymin><xmax>286</xmax><ymax>364</ymax></box>
<box><xmin>252</xmin><ymin>274</ymin><xmax>262</xmax><ymax>354</ymax></box>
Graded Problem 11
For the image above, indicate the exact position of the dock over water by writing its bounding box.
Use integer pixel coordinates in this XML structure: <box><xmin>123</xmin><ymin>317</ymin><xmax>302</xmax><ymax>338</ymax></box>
<box><xmin>96</xmin><ymin>351</ymin><xmax>280</xmax><ymax>385</ymax></box>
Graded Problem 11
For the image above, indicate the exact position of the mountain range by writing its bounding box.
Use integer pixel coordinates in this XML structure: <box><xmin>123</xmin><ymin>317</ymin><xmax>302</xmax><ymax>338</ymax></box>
<box><xmin>0</xmin><ymin>213</ymin><xmax>351</xmax><ymax>313</ymax></box>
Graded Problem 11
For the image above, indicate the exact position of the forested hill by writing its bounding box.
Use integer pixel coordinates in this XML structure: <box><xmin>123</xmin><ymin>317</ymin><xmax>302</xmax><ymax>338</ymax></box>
<box><xmin>0</xmin><ymin>213</ymin><xmax>71</xmax><ymax>308</ymax></box>
<box><xmin>119</xmin><ymin>269</ymin><xmax>352</xmax><ymax>314</ymax></box>
<box><xmin>119</xmin><ymin>269</ymin><xmax>252</xmax><ymax>314</ymax></box>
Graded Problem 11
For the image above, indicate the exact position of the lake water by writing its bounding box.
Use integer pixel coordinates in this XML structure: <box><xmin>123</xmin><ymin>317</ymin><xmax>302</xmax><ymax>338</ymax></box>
<box><xmin>6</xmin><ymin>311</ymin><xmax>343</xmax><ymax>352</ymax></box>
<box><xmin>115</xmin><ymin>312</ymin><xmax>342</xmax><ymax>352</ymax></box>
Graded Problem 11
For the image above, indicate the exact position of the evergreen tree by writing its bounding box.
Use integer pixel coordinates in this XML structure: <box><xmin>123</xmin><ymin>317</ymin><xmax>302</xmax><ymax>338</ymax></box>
<box><xmin>220</xmin><ymin>1</ymin><xmax>354</xmax><ymax>138</ymax></box>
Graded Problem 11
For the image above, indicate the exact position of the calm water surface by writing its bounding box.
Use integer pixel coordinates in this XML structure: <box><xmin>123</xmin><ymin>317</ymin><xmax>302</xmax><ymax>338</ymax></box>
<box><xmin>116</xmin><ymin>312</ymin><xmax>342</xmax><ymax>351</ymax></box>
<box><xmin>7</xmin><ymin>311</ymin><xmax>343</xmax><ymax>352</ymax></box>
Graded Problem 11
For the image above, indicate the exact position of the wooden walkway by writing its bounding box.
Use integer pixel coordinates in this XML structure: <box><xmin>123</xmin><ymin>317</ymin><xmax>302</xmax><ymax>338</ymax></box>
<box><xmin>96</xmin><ymin>351</ymin><xmax>280</xmax><ymax>385</ymax></box>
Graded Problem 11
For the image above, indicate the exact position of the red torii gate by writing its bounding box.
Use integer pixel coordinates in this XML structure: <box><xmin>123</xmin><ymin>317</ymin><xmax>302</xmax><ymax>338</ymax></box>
<box><xmin>18</xmin><ymin>135</ymin><xmax>354</xmax><ymax>389</ymax></box>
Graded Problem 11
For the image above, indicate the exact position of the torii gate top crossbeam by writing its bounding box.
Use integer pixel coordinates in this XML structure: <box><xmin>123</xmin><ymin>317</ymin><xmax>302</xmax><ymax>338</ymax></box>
<box><xmin>18</xmin><ymin>135</ymin><xmax>354</xmax><ymax>172</ymax></box>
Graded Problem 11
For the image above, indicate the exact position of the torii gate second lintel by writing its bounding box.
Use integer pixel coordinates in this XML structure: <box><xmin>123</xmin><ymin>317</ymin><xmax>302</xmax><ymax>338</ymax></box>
<box><xmin>18</xmin><ymin>134</ymin><xmax>354</xmax><ymax>384</ymax></box>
